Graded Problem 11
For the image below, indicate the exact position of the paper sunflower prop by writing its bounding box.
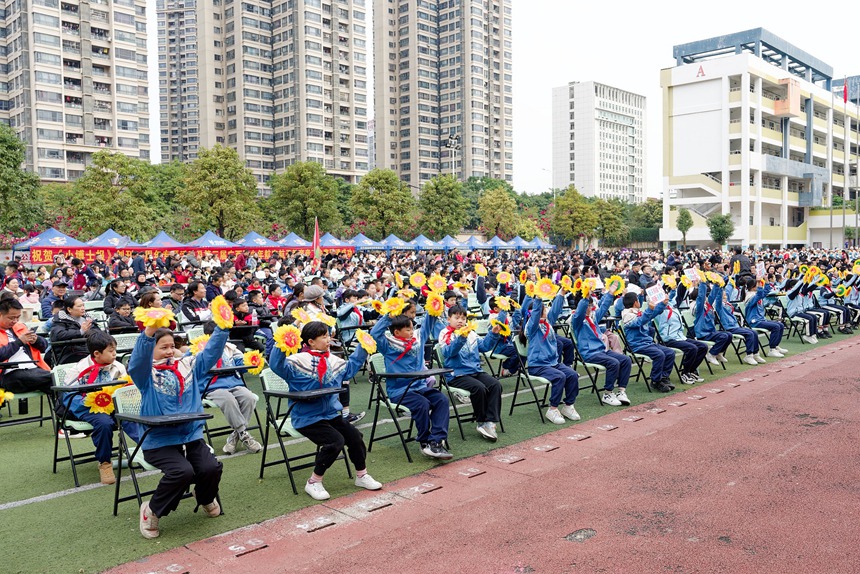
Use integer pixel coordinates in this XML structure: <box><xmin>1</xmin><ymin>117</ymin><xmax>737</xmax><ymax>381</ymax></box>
<box><xmin>697</xmin><ymin>269</ymin><xmax>707</xmax><ymax>282</ymax></box>
<box><xmin>835</xmin><ymin>284</ymin><xmax>849</xmax><ymax>298</ymax></box>
<box><xmin>815</xmin><ymin>274</ymin><xmax>830</xmax><ymax>287</ymax></box>
<box><xmin>455</xmin><ymin>320</ymin><xmax>477</xmax><ymax>338</ymax></box>
<box><xmin>427</xmin><ymin>274</ymin><xmax>448</xmax><ymax>293</ymax></box>
<box><xmin>525</xmin><ymin>281</ymin><xmax>536</xmax><ymax>298</ymax></box>
<box><xmin>355</xmin><ymin>329</ymin><xmax>377</xmax><ymax>354</ymax></box>
<box><xmin>519</xmin><ymin>270</ymin><xmax>528</xmax><ymax>283</ymax></box>
<box><xmin>495</xmin><ymin>296</ymin><xmax>511</xmax><ymax>311</ymax></box>
<box><xmin>606</xmin><ymin>275</ymin><xmax>626</xmax><ymax>296</ymax></box>
<box><xmin>680</xmin><ymin>276</ymin><xmax>693</xmax><ymax>289</ymax></box>
<box><xmin>490</xmin><ymin>319</ymin><xmax>511</xmax><ymax>337</ymax></box>
<box><xmin>210</xmin><ymin>296</ymin><xmax>235</xmax><ymax>330</ymax></box>
<box><xmin>799</xmin><ymin>264</ymin><xmax>810</xmax><ymax>275</ymax></box>
<box><xmin>497</xmin><ymin>271</ymin><xmax>512</xmax><ymax>284</ymax></box>
<box><xmin>133</xmin><ymin>306</ymin><xmax>175</xmax><ymax>329</ymax></box>
<box><xmin>572</xmin><ymin>277</ymin><xmax>584</xmax><ymax>294</ymax></box>
<box><xmin>371</xmin><ymin>300</ymin><xmax>384</xmax><ymax>313</ymax></box>
<box><xmin>397</xmin><ymin>288</ymin><xmax>416</xmax><ymax>300</ymax></box>
<box><xmin>274</xmin><ymin>324</ymin><xmax>302</xmax><ymax>355</ymax></box>
<box><xmin>291</xmin><ymin>307</ymin><xmax>312</xmax><ymax>325</ymax></box>
<box><xmin>409</xmin><ymin>272</ymin><xmax>427</xmax><ymax>288</ymax></box>
<box><xmin>394</xmin><ymin>273</ymin><xmax>404</xmax><ymax>289</ymax></box>
<box><xmin>83</xmin><ymin>384</ymin><xmax>126</xmax><ymax>415</ymax></box>
<box><xmin>453</xmin><ymin>281</ymin><xmax>471</xmax><ymax>292</ymax></box>
<box><xmin>853</xmin><ymin>263</ymin><xmax>860</xmax><ymax>276</ymax></box>
<box><xmin>560</xmin><ymin>275</ymin><xmax>573</xmax><ymax>292</ymax></box>
<box><xmin>317</xmin><ymin>313</ymin><xmax>337</xmax><ymax>327</ymax></box>
<box><xmin>189</xmin><ymin>334</ymin><xmax>211</xmax><ymax>355</ymax></box>
<box><xmin>381</xmin><ymin>297</ymin><xmax>407</xmax><ymax>317</ymax></box>
<box><xmin>243</xmin><ymin>350</ymin><xmax>266</xmax><ymax>375</ymax></box>
<box><xmin>809</xmin><ymin>266</ymin><xmax>821</xmax><ymax>276</ymax></box>
<box><xmin>533</xmin><ymin>267</ymin><xmax>541</xmax><ymax>280</ymax></box>
<box><xmin>661</xmin><ymin>274</ymin><xmax>677</xmax><ymax>290</ymax></box>
<box><xmin>535</xmin><ymin>278</ymin><xmax>557</xmax><ymax>300</ymax></box>
<box><xmin>474</xmin><ymin>263</ymin><xmax>488</xmax><ymax>277</ymax></box>
<box><xmin>580</xmin><ymin>281</ymin><xmax>592</xmax><ymax>299</ymax></box>
<box><xmin>0</xmin><ymin>388</ymin><xmax>13</xmax><ymax>408</ymax></box>
<box><xmin>705</xmin><ymin>272</ymin><xmax>725</xmax><ymax>287</ymax></box>
<box><xmin>425</xmin><ymin>292</ymin><xmax>445</xmax><ymax>317</ymax></box>
<box><xmin>733</xmin><ymin>260</ymin><xmax>741</xmax><ymax>275</ymax></box>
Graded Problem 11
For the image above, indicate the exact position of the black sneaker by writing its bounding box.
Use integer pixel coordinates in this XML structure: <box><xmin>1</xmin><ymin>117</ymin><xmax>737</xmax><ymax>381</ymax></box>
<box><xmin>420</xmin><ymin>441</ymin><xmax>453</xmax><ymax>460</ymax></box>
<box><xmin>661</xmin><ymin>378</ymin><xmax>675</xmax><ymax>391</ymax></box>
<box><xmin>343</xmin><ymin>411</ymin><xmax>365</xmax><ymax>424</ymax></box>
<box><xmin>654</xmin><ymin>382</ymin><xmax>672</xmax><ymax>393</ymax></box>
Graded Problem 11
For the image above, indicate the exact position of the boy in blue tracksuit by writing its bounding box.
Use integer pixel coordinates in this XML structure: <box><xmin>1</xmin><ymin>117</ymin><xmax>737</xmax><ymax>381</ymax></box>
<box><xmin>572</xmin><ymin>291</ymin><xmax>632</xmax><ymax>406</ymax></box>
<box><xmin>694</xmin><ymin>281</ymin><xmax>733</xmax><ymax>364</ymax></box>
<box><xmin>785</xmin><ymin>278</ymin><xmax>820</xmax><ymax>343</ymax></box>
<box><xmin>621</xmin><ymin>292</ymin><xmax>675</xmax><ymax>392</ymax></box>
<box><xmin>269</xmin><ymin>321</ymin><xmax>382</xmax><ymax>501</ymax></box>
<box><xmin>129</xmin><ymin>322</ymin><xmax>229</xmax><ymax>539</ymax></box>
<box><xmin>655</xmin><ymin>284</ymin><xmax>708</xmax><ymax>385</ymax></box>
<box><xmin>488</xmin><ymin>296</ymin><xmax>519</xmax><ymax>377</ymax></box>
<box><xmin>816</xmin><ymin>281</ymin><xmax>853</xmax><ymax>334</ymax></box>
<box><xmin>370</xmin><ymin>310</ymin><xmax>451</xmax><ymax>459</ymax></box>
<box><xmin>743</xmin><ymin>278</ymin><xmax>788</xmax><ymax>357</ymax></box>
<box><xmin>438</xmin><ymin>305</ymin><xmax>504</xmax><ymax>441</ymax></box>
<box><xmin>519</xmin><ymin>294</ymin><xmax>580</xmax><ymax>425</ymax></box>
<box><xmin>714</xmin><ymin>279</ymin><xmax>764</xmax><ymax>365</ymax></box>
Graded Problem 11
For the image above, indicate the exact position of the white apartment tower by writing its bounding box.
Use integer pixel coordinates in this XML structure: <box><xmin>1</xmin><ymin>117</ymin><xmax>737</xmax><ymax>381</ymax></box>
<box><xmin>158</xmin><ymin>0</ymin><xmax>370</xmax><ymax>193</ymax></box>
<box><xmin>1</xmin><ymin>0</ymin><xmax>151</xmax><ymax>181</ymax></box>
<box><xmin>551</xmin><ymin>81</ymin><xmax>646</xmax><ymax>203</ymax></box>
<box><xmin>373</xmin><ymin>0</ymin><xmax>513</xmax><ymax>185</ymax></box>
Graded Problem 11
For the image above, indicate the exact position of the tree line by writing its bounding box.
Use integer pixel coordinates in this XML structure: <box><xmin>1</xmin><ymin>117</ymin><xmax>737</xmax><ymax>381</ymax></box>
<box><xmin>0</xmin><ymin>125</ymin><xmax>662</xmax><ymax>246</ymax></box>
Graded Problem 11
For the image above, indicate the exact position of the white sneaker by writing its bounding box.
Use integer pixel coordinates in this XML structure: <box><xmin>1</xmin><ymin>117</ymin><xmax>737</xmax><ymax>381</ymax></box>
<box><xmin>614</xmin><ymin>388</ymin><xmax>630</xmax><ymax>406</ymax></box>
<box><xmin>139</xmin><ymin>501</ymin><xmax>160</xmax><ymax>539</ymax></box>
<box><xmin>705</xmin><ymin>354</ymin><xmax>720</xmax><ymax>365</ymax></box>
<box><xmin>601</xmin><ymin>392</ymin><xmax>622</xmax><ymax>406</ymax></box>
<box><xmin>776</xmin><ymin>346</ymin><xmax>789</xmax><ymax>354</ymax></box>
<box><xmin>545</xmin><ymin>407</ymin><xmax>565</xmax><ymax>424</ymax></box>
<box><xmin>716</xmin><ymin>353</ymin><xmax>729</xmax><ymax>363</ymax></box>
<box><xmin>680</xmin><ymin>373</ymin><xmax>697</xmax><ymax>385</ymax></box>
<box><xmin>476</xmin><ymin>422</ymin><xmax>497</xmax><ymax>441</ymax></box>
<box><xmin>201</xmin><ymin>499</ymin><xmax>221</xmax><ymax>517</ymax></box>
<box><xmin>559</xmin><ymin>404</ymin><xmax>581</xmax><ymax>421</ymax></box>
<box><xmin>222</xmin><ymin>432</ymin><xmax>238</xmax><ymax>455</ymax></box>
<box><xmin>354</xmin><ymin>473</ymin><xmax>383</xmax><ymax>491</ymax></box>
<box><xmin>304</xmin><ymin>481</ymin><xmax>330</xmax><ymax>501</ymax></box>
<box><xmin>801</xmin><ymin>335</ymin><xmax>817</xmax><ymax>344</ymax></box>
<box><xmin>58</xmin><ymin>429</ymin><xmax>88</xmax><ymax>440</ymax></box>
<box><xmin>768</xmin><ymin>349</ymin><xmax>784</xmax><ymax>358</ymax></box>
<box><xmin>743</xmin><ymin>355</ymin><xmax>758</xmax><ymax>365</ymax></box>
<box><xmin>754</xmin><ymin>354</ymin><xmax>767</xmax><ymax>364</ymax></box>
<box><xmin>239</xmin><ymin>431</ymin><xmax>263</xmax><ymax>453</ymax></box>
<box><xmin>692</xmin><ymin>371</ymin><xmax>705</xmax><ymax>383</ymax></box>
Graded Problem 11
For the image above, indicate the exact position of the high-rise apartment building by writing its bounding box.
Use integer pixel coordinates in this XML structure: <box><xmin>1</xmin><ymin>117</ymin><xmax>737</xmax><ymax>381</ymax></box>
<box><xmin>551</xmin><ymin>81</ymin><xmax>646</xmax><ymax>203</ymax></box>
<box><xmin>373</xmin><ymin>0</ymin><xmax>513</xmax><ymax>185</ymax></box>
<box><xmin>0</xmin><ymin>0</ymin><xmax>151</xmax><ymax>181</ymax></box>
<box><xmin>159</xmin><ymin>0</ymin><xmax>370</xmax><ymax>194</ymax></box>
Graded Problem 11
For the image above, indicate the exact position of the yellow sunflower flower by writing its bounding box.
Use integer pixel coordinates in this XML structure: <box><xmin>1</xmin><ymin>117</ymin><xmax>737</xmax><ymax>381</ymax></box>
<box><xmin>83</xmin><ymin>384</ymin><xmax>126</xmax><ymax>415</ymax></box>
<box><xmin>534</xmin><ymin>278</ymin><xmax>557</xmax><ymax>300</ymax></box>
<box><xmin>496</xmin><ymin>271</ymin><xmax>512</xmax><ymax>284</ymax></box>
<box><xmin>397</xmin><ymin>288</ymin><xmax>416</xmax><ymax>300</ymax></box>
<box><xmin>455</xmin><ymin>320</ymin><xmax>477</xmax><ymax>338</ymax></box>
<box><xmin>189</xmin><ymin>334</ymin><xmax>210</xmax><ymax>355</ymax></box>
<box><xmin>0</xmin><ymin>388</ymin><xmax>13</xmax><ymax>408</ymax></box>
<box><xmin>381</xmin><ymin>297</ymin><xmax>407</xmax><ymax>317</ymax></box>
<box><xmin>427</xmin><ymin>274</ymin><xmax>447</xmax><ymax>293</ymax></box>
<box><xmin>519</xmin><ymin>270</ymin><xmax>528</xmax><ymax>283</ymax></box>
<box><xmin>317</xmin><ymin>313</ymin><xmax>337</xmax><ymax>327</ymax></box>
<box><xmin>474</xmin><ymin>263</ymin><xmax>488</xmax><ymax>277</ymax></box>
<box><xmin>525</xmin><ymin>281</ymin><xmax>535</xmax><ymax>298</ymax></box>
<box><xmin>356</xmin><ymin>329</ymin><xmax>377</xmax><ymax>354</ymax></box>
<box><xmin>394</xmin><ymin>273</ymin><xmax>404</xmax><ymax>289</ymax></box>
<box><xmin>490</xmin><ymin>319</ymin><xmax>511</xmax><ymax>337</ymax></box>
<box><xmin>495</xmin><ymin>296</ymin><xmax>511</xmax><ymax>311</ymax></box>
<box><xmin>606</xmin><ymin>275</ymin><xmax>626</xmax><ymax>296</ymax></box>
<box><xmin>210</xmin><ymin>295</ymin><xmax>235</xmax><ymax>330</ymax></box>
<box><xmin>291</xmin><ymin>307</ymin><xmax>312</xmax><ymax>325</ymax></box>
<box><xmin>133</xmin><ymin>306</ymin><xmax>175</xmax><ymax>329</ymax></box>
<box><xmin>560</xmin><ymin>275</ymin><xmax>573</xmax><ymax>292</ymax></box>
<box><xmin>274</xmin><ymin>324</ymin><xmax>302</xmax><ymax>355</ymax></box>
<box><xmin>425</xmin><ymin>292</ymin><xmax>445</xmax><ymax>317</ymax></box>
<box><xmin>409</xmin><ymin>272</ymin><xmax>427</xmax><ymax>288</ymax></box>
<box><xmin>661</xmin><ymin>274</ymin><xmax>677</xmax><ymax>290</ymax></box>
<box><xmin>243</xmin><ymin>350</ymin><xmax>266</xmax><ymax>375</ymax></box>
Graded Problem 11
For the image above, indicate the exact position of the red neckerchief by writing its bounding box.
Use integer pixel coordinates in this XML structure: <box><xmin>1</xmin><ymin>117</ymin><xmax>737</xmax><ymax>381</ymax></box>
<box><xmin>393</xmin><ymin>336</ymin><xmax>415</xmax><ymax>362</ymax></box>
<box><xmin>667</xmin><ymin>306</ymin><xmax>673</xmax><ymax>320</ymax></box>
<box><xmin>209</xmin><ymin>358</ymin><xmax>224</xmax><ymax>387</ymax></box>
<box><xmin>442</xmin><ymin>326</ymin><xmax>456</xmax><ymax>345</ymax></box>
<box><xmin>704</xmin><ymin>301</ymin><xmax>713</xmax><ymax>315</ymax></box>
<box><xmin>307</xmin><ymin>350</ymin><xmax>329</xmax><ymax>384</ymax></box>
<box><xmin>726</xmin><ymin>301</ymin><xmax>734</xmax><ymax>313</ymax></box>
<box><xmin>76</xmin><ymin>363</ymin><xmax>105</xmax><ymax>385</ymax></box>
<box><xmin>585</xmin><ymin>315</ymin><xmax>600</xmax><ymax>339</ymax></box>
<box><xmin>539</xmin><ymin>319</ymin><xmax>551</xmax><ymax>340</ymax></box>
<box><xmin>352</xmin><ymin>307</ymin><xmax>363</xmax><ymax>325</ymax></box>
<box><xmin>154</xmin><ymin>362</ymin><xmax>186</xmax><ymax>402</ymax></box>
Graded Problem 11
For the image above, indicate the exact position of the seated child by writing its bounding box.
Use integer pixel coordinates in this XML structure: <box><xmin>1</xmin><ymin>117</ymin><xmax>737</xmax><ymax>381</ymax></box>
<box><xmin>715</xmin><ymin>279</ymin><xmax>765</xmax><ymax>365</ymax></box>
<box><xmin>655</xmin><ymin>283</ymin><xmax>708</xmax><ymax>384</ymax></box>
<box><xmin>231</xmin><ymin>298</ymin><xmax>266</xmax><ymax>354</ymax></box>
<box><xmin>63</xmin><ymin>330</ymin><xmax>139</xmax><ymax>484</ymax></box>
<box><xmin>743</xmin><ymin>278</ymin><xmax>788</xmax><ymax>357</ymax></box>
<box><xmin>269</xmin><ymin>321</ymin><xmax>381</xmax><ymax>500</ymax></box>
<box><xmin>621</xmin><ymin>291</ymin><xmax>675</xmax><ymax>392</ymax></box>
<box><xmin>128</xmin><ymin>321</ymin><xmax>229</xmax><ymax>539</ymax></box>
<box><xmin>108</xmin><ymin>301</ymin><xmax>137</xmax><ymax>332</ymax></box>
<box><xmin>370</xmin><ymin>310</ymin><xmax>451</xmax><ymax>459</ymax></box>
<box><xmin>488</xmin><ymin>295</ymin><xmax>519</xmax><ymax>377</ymax></box>
<box><xmin>439</xmin><ymin>305</ymin><xmax>504</xmax><ymax>441</ymax></box>
<box><xmin>196</xmin><ymin>321</ymin><xmax>262</xmax><ymax>455</ymax></box>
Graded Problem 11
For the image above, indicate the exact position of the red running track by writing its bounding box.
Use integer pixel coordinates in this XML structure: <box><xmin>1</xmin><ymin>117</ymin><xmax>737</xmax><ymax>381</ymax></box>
<box><xmin>107</xmin><ymin>340</ymin><xmax>860</xmax><ymax>574</ymax></box>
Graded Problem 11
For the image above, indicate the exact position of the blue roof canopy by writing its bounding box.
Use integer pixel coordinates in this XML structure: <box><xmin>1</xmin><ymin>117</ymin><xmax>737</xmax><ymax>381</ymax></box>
<box><xmin>349</xmin><ymin>233</ymin><xmax>385</xmax><ymax>251</ymax></box>
<box><xmin>487</xmin><ymin>236</ymin><xmax>513</xmax><ymax>249</ymax></box>
<box><xmin>235</xmin><ymin>231</ymin><xmax>281</xmax><ymax>248</ymax></box>
<box><xmin>382</xmin><ymin>234</ymin><xmax>411</xmax><ymax>250</ymax></box>
<box><xmin>14</xmin><ymin>228</ymin><xmax>86</xmax><ymax>251</ymax></box>
<box><xmin>140</xmin><ymin>231</ymin><xmax>185</xmax><ymax>249</ymax></box>
<box><xmin>408</xmin><ymin>234</ymin><xmax>442</xmax><ymax>250</ymax></box>
<box><xmin>86</xmin><ymin>228</ymin><xmax>130</xmax><ymax>248</ymax></box>
<box><xmin>464</xmin><ymin>236</ymin><xmax>491</xmax><ymax>249</ymax></box>
<box><xmin>438</xmin><ymin>235</ymin><xmax>465</xmax><ymax>250</ymax></box>
<box><xmin>278</xmin><ymin>232</ymin><xmax>311</xmax><ymax>247</ymax></box>
<box><xmin>320</xmin><ymin>233</ymin><xmax>351</xmax><ymax>248</ymax></box>
<box><xmin>188</xmin><ymin>231</ymin><xmax>238</xmax><ymax>248</ymax></box>
<box><xmin>507</xmin><ymin>236</ymin><xmax>531</xmax><ymax>249</ymax></box>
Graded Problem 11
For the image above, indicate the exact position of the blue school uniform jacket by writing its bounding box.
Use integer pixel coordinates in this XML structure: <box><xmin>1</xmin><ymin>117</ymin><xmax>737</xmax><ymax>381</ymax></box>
<box><xmin>524</xmin><ymin>294</ymin><xmax>564</xmax><ymax>368</ymax></box>
<box><xmin>694</xmin><ymin>283</ymin><xmax>719</xmax><ymax>338</ymax></box>
<box><xmin>370</xmin><ymin>313</ymin><xmax>438</xmax><ymax>401</ymax></box>
<box><xmin>743</xmin><ymin>284</ymin><xmax>772</xmax><ymax>327</ymax></box>
<box><xmin>622</xmin><ymin>302</ymin><xmax>666</xmax><ymax>351</ymax></box>
<box><xmin>571</xmin><ymin>292</ymin><xmax>614</xmax><ymax>360</ymax></box>
<box><xmin>655</xmin><ymin>289</ymin><xmax>686</xmax><ymax>342</ymax></box>
<box><xmin>438</xmin><ymin>311</ymin><xmax>505</xmax><ymax>380</ymax></box>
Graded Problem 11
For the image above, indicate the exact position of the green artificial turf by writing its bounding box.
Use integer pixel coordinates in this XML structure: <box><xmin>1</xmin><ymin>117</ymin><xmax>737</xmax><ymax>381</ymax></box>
<box><xmin>0</xmin><ymin>332</ymin><xmax>849</xmax><ymax>574</ymax></box>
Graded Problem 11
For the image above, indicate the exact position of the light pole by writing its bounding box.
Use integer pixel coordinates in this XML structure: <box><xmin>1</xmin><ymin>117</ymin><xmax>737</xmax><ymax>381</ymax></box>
<box><xmin>446</xmin><ymin>133</ymin><xmax>461</xmax><ymax>179</ymax></box>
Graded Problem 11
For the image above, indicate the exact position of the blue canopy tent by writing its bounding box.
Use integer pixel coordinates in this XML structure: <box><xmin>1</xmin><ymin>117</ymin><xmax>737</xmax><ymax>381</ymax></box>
<box><xmin>507</xmin><ymin>236</ymin><xmax>531</xmax><ymax>250</ymax></box>
<box><xmin>86</xmin><ymin>228</ymin><xmax>131</xmax><ymax>249</ymax></box>
<box><xmin>320</xmin><ymin>233</ymin><xmax>352</xmax><ymax>248</ymax></box>
<box><xmin>464</xmin><ymin>236</ymin><xmax>491</xmax><ymax>250</ymax></box>
<box><xmin>277</xmin><ymin>232</ymin><xmax>311</xmax><ymax>248</ymax></box>
<box><xmin>486</xmin><ymin>236</ymin><xmax>513</xmax><ymax>255</ymax></box>
<box><xmin>438</xmin><ymin>235</ymin><xmax>465</xmax><ymax>253</ymax></box>
<box><xmin>187</xmin><ymin>231</ymin><xmax>238</xmax><ymax>249</ymax></box>
<box><xmin>140</xmin><ymin>231</ymin><xmax>186</xmax><ymax>249</ymax></box>
<box><xmin>349</xmin><ymin>233</ymin><xmax>386</xmax><ymax>251</ymax></box>
<box><xmin>381</xmin><ymin>234</ymin><xmax>411</xmax><ymax>251</ymax></box>
<box><xmin>407</xmin><ymin>234</ymin><xmax>442</xmax><ymax>251</ymax></box>
<box><xmin>529</xmin><ymin>237</ymin><xmax>556</xmax><ymax>250</ymax></box>
<box><xmin>235</xmin><ymin>231</ymin><xmax>281</xmax><ymax>249</ymax></box>
<box><xmin>14</xmin><ymin>227</ymin><xmax>87</xmax><ymax>264</ymax></box>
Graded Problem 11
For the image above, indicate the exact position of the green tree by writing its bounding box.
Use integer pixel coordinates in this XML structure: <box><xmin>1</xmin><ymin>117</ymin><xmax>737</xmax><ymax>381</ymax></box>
<box><xmin>350</xmin><ymin>168</ymin><xmax>416</xmax><ymax>240</ymax></box>
<box><xmin>592</xmin><ymin>198</ymin><xmax>628</xmax><ymax>246</ymax></box>
<box><xmin>676</xmin><ymin>208</ymin><xmax>693</xmax><ymax>250</ymax></box>
<box><xmin>38</xmin><ymin>183</ymin><xmax>78</xmax><ymax>235</ymax></box>
<box><xmin>335</xmin><ymin>178</ymin><xmax>355</xmax><ymax>228</ymax></box>
<box><xmin>178</xmin><ymin>145</ymin><xmax>260</xmax><ymax>240</ymax></box>
<box><xmin>707</xmin><ymin>213</ymin><xmax>734</xmax><ymax>246</ymax></box>
<box><xmin>268</xmin><ymin>161</ymin><xmax>342</xmax><ymax>238</ymax></box>
<box><xmin>0</xmin><ymin>124</ymin><xmax>43</xmax><ymax>231</ymax></box>
<box><xmin>514</xmin><ymin>217</ymin><xmax>543</xmax><ymax>241</ymax></box>
<box><xmin>632</xmin><ymin>198</ymin><xmax>663</xmax><ymax>228</ymax></box>
<box><xmin>478</xmin><ymin>187</ymin><xmax>518</xmax><ymax>239</ymax></box>
<box><xmin>462</xmin><ymin>176</ymin><xmax>515</xmax><ymax>230</ymax></box>
<box><xmin>418</xmin><ymin>175</ymin><xmax>467</xmax><ymax>239</ymax></box>
<box><xmin>550</xmin><ymin>185</ymin><xmax>597</xmax><ymax>247</ymax></box>
<box><xmin>71</xmin><ymin>151</ymin><xmax>155</xmax><ymax>240</ymax></box>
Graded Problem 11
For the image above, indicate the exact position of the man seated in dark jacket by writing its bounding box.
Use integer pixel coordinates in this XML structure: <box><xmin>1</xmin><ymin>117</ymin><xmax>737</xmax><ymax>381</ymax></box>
<box><xmin>40</xmin><ymin>281</ymin><xmax>68</xmax><ymax>319</ymax></box>
<box><xmin>0</xmin><ymin>297</ymin><xmax>52</xmax><ymax>394</ymax></box>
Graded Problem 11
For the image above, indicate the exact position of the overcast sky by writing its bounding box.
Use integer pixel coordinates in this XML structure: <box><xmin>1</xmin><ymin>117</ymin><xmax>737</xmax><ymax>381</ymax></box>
<box><xmin>148</xmin><ymin>1</ymin><xmax>858</xmax><ymax>198</ymax></box>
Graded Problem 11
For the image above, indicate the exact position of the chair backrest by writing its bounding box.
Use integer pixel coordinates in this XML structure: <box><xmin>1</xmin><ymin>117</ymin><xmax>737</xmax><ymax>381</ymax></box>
<box><xmin>513</xmin><ymin>336</ymin><xmax>528</xmax><ymax>359</ymax></box>
<box><xmin>433</xmin><ymin>343</ymin><xmax>445</xmax><ymax>367</ymax></box>
<box><xmin>680</xmin><ymin>309</ymin><xmax>695</xmax><ymax>329</ymax></box>
<box><xmin>52</xmin><ymin>364</ymin><xmax>73</xmax><ymax>387</ymax></box>
<box><xmin>84</xmin><ymin>300</ymin><xmax>104</xmax><ymax>311</ymax></box>
<box><xmin>368</xmin><ymin>353</ymin><xmax>387</xmax><ymax>380</ymax></box>
<box><xmin>467</xmin><ymin>293</ymin><xmax>479</xmax><ymax>311</ymax></box>
<box><xmin>259</xmin><ymin>368</ymin><xmax>289</xmax><ymax>393</ymax></box>
<box><xmin>185</xmin><ymin>326</ymin><xmax>204</xmax><ymax>340</ymax></box>
<box><xmin>113</xmin><ymin>333</ymin><xmax>140</xmax><ymax>352</ymax></box>
<box><xmin>476</xmin><ymin>319</ymin><xmax>489</xmax><ymax>336</ymax></box>
<box><xmin>89</xmin><ymin>310</ymin><xmax>107</xmax><ymax>324</ymax></box>
<box><xmin>112</xmin><ymin>385</ymin><xmax>142</xmax><ymax>416</ymax></box>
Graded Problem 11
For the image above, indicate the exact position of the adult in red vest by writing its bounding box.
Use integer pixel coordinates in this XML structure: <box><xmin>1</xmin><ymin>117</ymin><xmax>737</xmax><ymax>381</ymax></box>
<box><xmin>0</xmin><ymin>296</ymin><xmax>52</xmax><ymax>394</ymax></box>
